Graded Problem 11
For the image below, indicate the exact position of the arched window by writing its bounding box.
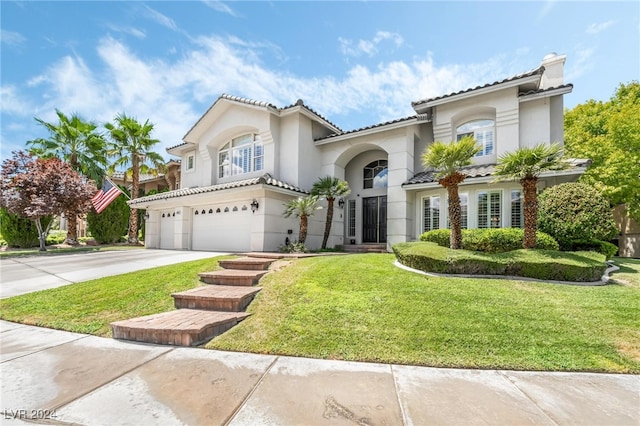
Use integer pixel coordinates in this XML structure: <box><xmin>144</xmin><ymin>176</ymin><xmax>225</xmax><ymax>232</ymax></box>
<box><xmin>218</xmin><ymin>134</ymin><xmax>264</xmax><ymax>178</ymax></box>
<box><xmin>456</xmin><ymin>119</ymin><xmax>495</xmax><ymax>157</ymax></box>
<box><xmin>363</xmin><ymin>160</ymin><xmax>388</xmax><ymax>189</ymax></box>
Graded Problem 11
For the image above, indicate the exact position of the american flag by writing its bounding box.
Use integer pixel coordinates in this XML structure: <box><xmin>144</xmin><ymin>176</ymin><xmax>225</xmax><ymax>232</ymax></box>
<box><xmin>92</xmin><ymin>178</ymin><xmax>123</xmax><ymax>214</ymax></box>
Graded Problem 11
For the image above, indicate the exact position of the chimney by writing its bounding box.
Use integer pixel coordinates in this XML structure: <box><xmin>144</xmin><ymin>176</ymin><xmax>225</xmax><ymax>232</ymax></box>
<box><xmin>540</xmin><ymin>52</ymin><xmax>566</xmax><ymax>89</ymax></box>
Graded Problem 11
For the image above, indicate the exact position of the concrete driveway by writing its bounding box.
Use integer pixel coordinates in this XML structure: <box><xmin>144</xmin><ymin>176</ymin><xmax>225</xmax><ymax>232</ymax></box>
<box><xmin>0</xmin><ymin>249</ymin><xmax>226</xmax><ymax>299</ymax></box>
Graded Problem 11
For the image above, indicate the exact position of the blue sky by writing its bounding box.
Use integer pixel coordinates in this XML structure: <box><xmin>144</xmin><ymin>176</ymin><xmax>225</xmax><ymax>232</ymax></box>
<box><xmin>2</xmin><ymin>1</ymin><xmax>639</xmax><ymax>161</ymax></box>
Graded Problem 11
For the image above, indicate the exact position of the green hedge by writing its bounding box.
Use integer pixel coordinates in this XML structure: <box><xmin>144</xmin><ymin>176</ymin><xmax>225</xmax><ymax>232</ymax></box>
<box><xmin>420</xmin><ymin>228</ymin><xmax>559</xmax><ymax>252</ymax></box>
<box><xmin>393</xmin><ymin>241</ymin><xmax>607</xmax><ymax>282</ymax></box>
<box><xmin>0</xmin><ymin>208</ymin><xmax>53</xmax><ymax>248</ymax></box>
<box><xmin>560</xmin><ymin>239</ymin><xmax>618</xmax><ymax>260</ymax></box>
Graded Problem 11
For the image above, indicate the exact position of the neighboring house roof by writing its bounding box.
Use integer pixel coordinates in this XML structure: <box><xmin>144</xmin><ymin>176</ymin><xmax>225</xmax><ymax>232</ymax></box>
<box><xmin>111</xmin><ymin>171</ymin><xmax>165</xmax><ymax>183</ymax></box>
<box><xmin>411</xmin><ymin>66</ymin><xmax>545</xmax><ymax>108</ymax></box>
<box><xmin>128</xmin><ymin>173</ymin><xmax>308</xmax><ymax>206</ymax></box>
<box><xmin>402</xmin><ymin>158</ymin><xmax>591</xmax><ymax>187</ymax></box>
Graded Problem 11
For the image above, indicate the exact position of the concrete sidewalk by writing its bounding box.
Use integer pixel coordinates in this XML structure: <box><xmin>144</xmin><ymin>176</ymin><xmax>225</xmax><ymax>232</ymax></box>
<box><xmin>1</xmin><ymin>320</ymin><xmax>638</xmax><ymax>425</ymax></box>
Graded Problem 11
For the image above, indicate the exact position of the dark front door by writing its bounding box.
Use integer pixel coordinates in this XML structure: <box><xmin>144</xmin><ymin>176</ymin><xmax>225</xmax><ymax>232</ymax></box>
<box><xmin>362</xmin><ymin>196</ymin><xmax>387</xmax><ymax>243</ymax></box>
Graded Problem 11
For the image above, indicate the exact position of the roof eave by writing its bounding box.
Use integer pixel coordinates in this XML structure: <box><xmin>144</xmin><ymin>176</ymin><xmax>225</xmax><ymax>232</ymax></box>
<box><xmin>519</xmin><ymin>85</ymin><xmax>574</xmax><ymax>103</ymax></box>
<box><xmin>315</xmin><ymin>117</ymin><xmax>420</xmax><ymax>145</ymax></box>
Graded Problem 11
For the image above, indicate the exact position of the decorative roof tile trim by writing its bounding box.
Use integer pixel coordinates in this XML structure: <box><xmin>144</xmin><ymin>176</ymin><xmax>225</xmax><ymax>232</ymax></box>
<box><xmin>316</xmin><ymin>115</ymin><xmax>418</xmax><ymax>141</ymax></box>
<box><xmin>402</xmin><ymin>158</ymin><xmax>591</xmax><ymax>186</ymax></box>
<box><xmin>411</xmin><ymin>66</ymin><xmax>545</xmax><ymax>107</ymax></box>
<box><xmin>128</xmin><ymin>173</ymin><xmax>308</xmax><ymax>205</ymax></box>
<box><xmin>220</xmin><ymin>93</ymin><xmax>279</xmax><ymax>110</ymax></box>
<box><xmin>518</xmin><ymin>83</ymin><xmax>574</xmax><ymax>97</ymax></box>
<box><xmin>281</xmin><ymin>99</ymin><xmax>343</xmax><ymax>133</ymax></box>
<box><xmin>167</xmin><ymin>142</ymin><xmax>190</xmax><ymax>152</ymax></box>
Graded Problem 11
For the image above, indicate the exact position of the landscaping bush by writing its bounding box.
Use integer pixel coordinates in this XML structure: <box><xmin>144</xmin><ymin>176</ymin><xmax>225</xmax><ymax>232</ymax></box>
<box><xmin>561</xmin><ymin>239</ymin><xmax>618</xmax><ymax>259</ymax></box>
<box><xmin>86</xmin><ymin>192</ymin><xmax>130</xmax><ymax>244</ymax></box>
<box><xmin>538</xmin><ymin>183</ymin><xmax>618</xmax><ymax>249</ymax></box>
<box><xmin>393</xmin><ymin>241</ymin><xmax>607</xmax><ymax>282</ymax></box>
<box><xmin>0</xmin><ymin>208</ymin><xmax>53</xmax><ymax>248</ymax></box>
<box><xmin>420</xmin><ymin>228</ymin><xmax>559</xmax><ymax>252</ymax></box>
<box><xmin>46</xmin><ymin>230</ymin><xmax>66</xmax><ymax>245</ymax></box>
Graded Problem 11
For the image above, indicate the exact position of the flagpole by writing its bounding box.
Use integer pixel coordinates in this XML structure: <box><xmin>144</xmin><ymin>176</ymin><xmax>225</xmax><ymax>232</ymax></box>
<box><xmin>106</xmin><ymin>175</ymin><xmax>131</xmax><ymax>200</ymax></box>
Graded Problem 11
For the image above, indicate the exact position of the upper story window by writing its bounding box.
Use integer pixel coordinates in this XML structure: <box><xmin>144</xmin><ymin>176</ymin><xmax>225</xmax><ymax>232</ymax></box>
<box><xmin>457</xmin><ymin>119</ymin><xmax>495</xmax><ymax>157</ymax></box>
<box><xmin>218</xmin><ymin>134</ymin><xmax>263</xmax><ymax>178</ymax></box>
<box><xmin>363</xmin><ymin>160</ymin><xmax>388</xmax><ymax>189</ymax></box>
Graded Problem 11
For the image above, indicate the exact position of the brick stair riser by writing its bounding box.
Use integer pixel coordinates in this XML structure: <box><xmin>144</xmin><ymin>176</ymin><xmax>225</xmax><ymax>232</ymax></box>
<box><xmin>218</xmin><ymin>260</ymin><xmax>273</xmax><ymax>271</ymax></box>
<box><xmin>199</xmin><ymin>276</ymin><xmax>260</xmax><ymax>286</ymax></box>
<box><xmin>173</xmin><ymin>296</ymin><xmax>255</xmax><ymax>312</ymax></box>
<box><xmin>111</xmin><ymin>317</ymin><xmax>241</xmax><ymax>346</ymax></box>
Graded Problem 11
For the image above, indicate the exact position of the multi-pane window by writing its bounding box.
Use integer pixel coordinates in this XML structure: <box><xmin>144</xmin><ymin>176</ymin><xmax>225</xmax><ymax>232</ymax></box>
<box><xmin>511</xmin><ymin>190</ymin><xmax>523</xmax><ymax>228</ymax></box>
<box><xmin>478</xmin><ymin>191</ymin><xmax>501</xmax><ymax>228</ymax></box>
<box><xmin>186</xmin><ymin>154</ymin><xmax>195</xmax><ymax>171</ymax></box>
<box><xmin>218</xmin><ymin>134</ymin><xmax>264</xmax><ymax>178</ymax></box>
<box><xmin>348</xmin><ymin>200</ymin><xmax>356</xmax><ymax>237</ymax></box>
<box><xmin>457</xmin><ymin>119</ymin><xmax>495</xmax><ymax>157</ymax></box>
<box><xmin>423</xmin><ymin>196</ymin><xmax>440</xmax><ymax>232</ymax></box>
<box><xmin>363</xmin><ymin>160</ymin><xmax>388</xmax><ymax>189</ymax></box>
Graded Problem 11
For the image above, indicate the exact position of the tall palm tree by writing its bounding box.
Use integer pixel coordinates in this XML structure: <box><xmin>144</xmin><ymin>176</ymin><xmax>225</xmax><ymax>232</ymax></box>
<box><xmin>310</xmin><ymin>176</ymin><xmax>351</xmax><ymax>249</ymax></box>
<box><xmin>422</xmin><ymin>136</ymin><xmax>481</xmax><ymax>249</ymax></box>
<box><xmin>494</xmin><ymin>142</ymin><xmax>567</xmax><ymax>249</ymax></box>
<box><xmin>27</xmin><ymin>110</ymin><xmax>107</xmax><ymax>245</ymax></box>
<box><xmin>105</xmin><ymin>113</ymin><xmax>165</xmax><ymax>244</ymax></box>
<box><xmin>283</xmin><ymin>196</ymin><xmax>321</xmax><ymax>245</ymax></box>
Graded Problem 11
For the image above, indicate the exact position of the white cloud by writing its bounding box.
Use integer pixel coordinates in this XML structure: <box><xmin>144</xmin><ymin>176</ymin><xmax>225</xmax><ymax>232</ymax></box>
<box><xmin>1</xmin><ymin>29</ymin><xmax>26</xmax><ymax>46</ymax></box>
<box><xmin>565</xmin><ymin>47</ymin><xmax>594</xmax><ymax>81</ymax></box>
<box><xmin>586</xmin><ymin>20</ymin><xmax>615</xmax><ymax>35</ymax></box>
<box><xmin>537</xmin><ymin>0</ymin><xmax>556</xmax><ymax>20</ymax></box>
<box><xmin>106</xmin><ymin>24</ymin><xmax>146</xmax><ymax>39</ymax></box>
<box><xmin>339</xmin><ymin>31</ymin><xmax>404</xmax><ymax>58</ymax></box>
<box><xmin>0</xmin><ymin>85</ymin><xmax>33</xmax><ymax>115</ymax></box>
<box><xmin>144</xmin><ymin>5</ymin><xmax>178</xmax><ymax>31</ymax></box>
<box><xmin>6</xmin><ymin>34</ymin><xmax>532</xmax><ymax>159</ymax></box>
<box><xmin>202</xmin><ymin>0</ymin><xmax>239</xmax><ymax>17</ymax></box>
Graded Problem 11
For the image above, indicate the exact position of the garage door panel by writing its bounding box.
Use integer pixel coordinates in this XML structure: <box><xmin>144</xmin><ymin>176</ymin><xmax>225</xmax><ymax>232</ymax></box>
<box><xmin>159</xmin><ymin>210</ymin><xmax>175</xmax><ymax>249</ymax></box>
<box><xmin>192</xmin><ymin>206</ymin><xmax>251</xmax><ymax>252</ymax></box>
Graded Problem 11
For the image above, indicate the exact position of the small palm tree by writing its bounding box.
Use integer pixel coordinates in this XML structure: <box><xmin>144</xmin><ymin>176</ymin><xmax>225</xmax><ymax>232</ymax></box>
<box><xmin>494</xmin><ymin>142</ymin><xmax>567</xmax><ymax>249</ymax></box>
<box><xmin>283</xmin><ymin>196</ymin><xmax>321</xmax><ymax>246</ymax></box>
<box><xmin>27</xmin><ymin>110</ymin><xmax>107</xmax><ymax>245</ymax></box>
<box><xmin>310</xmin><ymin>176</ymin><xmax>351</xmax><ymax>249</ymax></box>
<box><xmin>422</xmin><ymin>136</ymin><xmax>481</xmax><ymax>249</ymax></box>
<box><xmin>105</xmin><ymin>113</ymin><xmax>165</xmax><ymax>244</ymax></box>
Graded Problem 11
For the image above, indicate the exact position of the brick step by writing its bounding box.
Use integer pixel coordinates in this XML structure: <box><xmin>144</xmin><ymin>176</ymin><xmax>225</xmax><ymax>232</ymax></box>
<box><xmin>172</xmin><ymin>285</ymin><xmax>261</xmax><ymax>312</ymax></box>
<box><xmin>340</xmin><ymin>244</ymin><xmax>388</xmax><ymax>253</ymax></box>
<box><xmin>218</xmin><ymin>257</ymin><xmax>275</xmax><ymax>271</ymax></box>
<box><xmin>111</xmin><ymin>309</ymin><xmax>250</xmax><ymax>346</ymax></box>
<box><xmin>244</xmin><ymin>252</ymin><xmax>286</xmax><ymax>259</ymax></box>
<box><xmin>199</xmin><ymin>269</ymin><xmax>268</xmax><ymax>286</ymax></box>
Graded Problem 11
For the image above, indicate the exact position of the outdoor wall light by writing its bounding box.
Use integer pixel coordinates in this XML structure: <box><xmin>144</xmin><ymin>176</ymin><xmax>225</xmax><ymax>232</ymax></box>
<box><xmin>251</xmin><ymin>199</ymin><xmax>259</xmax><ymax>213</ymax></box>
<box><xmin>338</xmin><ymin>198</ymin><xmax>345</xmax><ymax>209</ymax></box>
<box><xmin>144</xmin><ymin>211</ymin><xmax>150</xmax><ymax>220</ymax></box>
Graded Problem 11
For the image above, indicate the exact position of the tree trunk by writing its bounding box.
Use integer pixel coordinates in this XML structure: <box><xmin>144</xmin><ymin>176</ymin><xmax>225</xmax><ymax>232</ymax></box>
<box><xmin>321</xmin><ymin>198</ymin><xmax>335</xmax><ymax>249</ymax></box>
<box><xmin>128</xmin><ymin>156</ymin><xmax>139</xmax><ymax>244</ymax></box>
<box><xmin>522</xmin><ymin>177</ymin><xmax>538</xmax><ymax>249</ymax></box>
<box><xmin>65</xmin><ymin>214</ymin><xmax>79</xmax><ymax>245</ymax></box>
<box><xmin>34</xmin><ymin>217</ymin><xmax>47</xmax><ymax>251</ymax></box>
<box><xmin>299</xmin><ymin>215</ymin><xmax>308</xmax><ymax>245</ymax></box>
<box><xmin>440</xmin><ymin>172</ymin><xmax>466</xmax><ymax>249</ymax></box>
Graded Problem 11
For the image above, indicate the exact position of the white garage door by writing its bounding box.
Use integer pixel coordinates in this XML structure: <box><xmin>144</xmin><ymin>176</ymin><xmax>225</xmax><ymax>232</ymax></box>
<box><xmin>192</xmin><ymin>205</ymin><xmax>252</xmax><ymax>252</ymax></box>
<box><xmin>159</xmin><ymin>210</ymin><xmax>175</xmax><ymax>249</ymax></box>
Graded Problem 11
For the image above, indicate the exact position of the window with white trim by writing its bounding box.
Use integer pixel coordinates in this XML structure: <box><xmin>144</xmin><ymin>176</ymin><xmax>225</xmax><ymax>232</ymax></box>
<box><xmin>218</xmin><ymin>134</ymin><xmax>264</xmax><ymax>178</ymax></box>
<box><xmin>510</xmin><ymin>190</ymin><xmax>523</xmax><ymax>228</ymax></box>
<box><xmin>478</xmin><ymin>191</ymin><xmax>501</xmax><ymax>228</ymax></box>
<box><xmin>423</xmin><ymin>196</ymin><xmax>440</xmax><ymax>232</ymax></box>
<box><xmin>348</xmin><ymin>200</ymin><xmax>356</xmax><ymax>237</ymax></box>
<box><xmin>457</xmin><ymin>119</ymin><xmax>495</xmax><ymax>157</ymax></box>
<box><xmin>186</xmin><ymin>154</ymin><xmax>195</xmax><ymax>171</ymax></box>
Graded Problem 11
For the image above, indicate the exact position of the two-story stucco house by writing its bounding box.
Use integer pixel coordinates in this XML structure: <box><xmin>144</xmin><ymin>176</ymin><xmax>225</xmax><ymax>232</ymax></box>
<box><xmin>129</xmin><ymin>53</ymin><xmax>588</xmax><ymax>252</ymax></box>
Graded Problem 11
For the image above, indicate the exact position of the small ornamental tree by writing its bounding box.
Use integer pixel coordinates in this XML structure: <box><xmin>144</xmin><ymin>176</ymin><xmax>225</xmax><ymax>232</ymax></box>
<box><xmin>283</xmin><ymin>196</ymin><xmax>321</xmax><ymax>246</ymax></box>
<box><xmin>537</xmin><ymin>182</ymin><xmax>618</xmax><ymax>249</ymax></box>
<box><xmin>0</xmin><ymin>151</ymin><xmax>96</xmax><ymax>251</ymax></box>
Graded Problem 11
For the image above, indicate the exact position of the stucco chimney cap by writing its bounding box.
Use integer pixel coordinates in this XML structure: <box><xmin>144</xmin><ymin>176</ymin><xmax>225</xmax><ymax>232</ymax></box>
<box><xmin>543</xmin><ymin>52</ymin><xmax>558</xmax><ymax>61</ymax></box>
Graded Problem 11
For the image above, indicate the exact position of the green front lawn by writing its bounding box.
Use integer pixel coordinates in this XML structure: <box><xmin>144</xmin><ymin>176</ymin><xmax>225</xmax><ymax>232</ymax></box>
<box><xmin>1</xmin><ymin>254</ymin><xmax>638</xmax><ymax>373</ymax></box>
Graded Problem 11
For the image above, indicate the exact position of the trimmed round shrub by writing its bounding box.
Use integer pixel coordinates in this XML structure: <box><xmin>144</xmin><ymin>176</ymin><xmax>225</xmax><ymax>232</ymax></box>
<box><xmin>419</xmin><ymin>228</ymin><xmax>559</xmax><ymax>252</ymax></box>
<box><xmin>562</xmin><ymin>239</ymin><xmax>618</xmax><ymax>259</ymax></box>
<box><xmin>538</xmin><ymin>183</ymin><xmax>618</xmax><ymax>249</ymax></box>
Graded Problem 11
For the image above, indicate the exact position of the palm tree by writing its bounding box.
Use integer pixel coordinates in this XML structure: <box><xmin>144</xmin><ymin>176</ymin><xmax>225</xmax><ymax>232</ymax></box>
<box><xmin>422</xmin><ymin>136</ymin><xmax>481</xmax><ymax>249</ymax></box>
<box><xmin>494</xmin><ymin>142</ymin><xmax>567</xmax><ymax>249</ymax></box>
<box><xmin>310</xmin><ymin>176</ymin><xmax>351</xmax><ymax>249</ymax></box>
<box><xmin>27</xmin><ymin>110</ymin><xmax>107</xmax><ymax>245</ymax></box>
<box><xmin>283</xmin><ymin>196</ymin><xmax>321</xmax><ymax>246</ymax></box>
<box><xmin>105</xmin><ymin>113</ymin><xmax>165</xmax><ymax>244</ymax></box>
